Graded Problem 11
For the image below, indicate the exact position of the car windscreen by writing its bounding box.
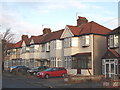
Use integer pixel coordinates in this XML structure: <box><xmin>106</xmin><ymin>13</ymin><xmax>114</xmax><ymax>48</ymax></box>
<box><xmin>33</xmin><ymin>67</ymin><xmax>41</xmax><ymax>70</ymax></box>
<box><xmin>44</xmin><ymin>68</ymin><xmax>52</xmax><ymax>71</ymax></box>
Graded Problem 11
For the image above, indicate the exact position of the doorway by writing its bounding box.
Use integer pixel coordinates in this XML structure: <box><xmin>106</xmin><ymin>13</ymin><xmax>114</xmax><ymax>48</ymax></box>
<box><xmin>104</xmin><ymin>59</ymin><xmax>116</xmax><ymax>78</ymax></box>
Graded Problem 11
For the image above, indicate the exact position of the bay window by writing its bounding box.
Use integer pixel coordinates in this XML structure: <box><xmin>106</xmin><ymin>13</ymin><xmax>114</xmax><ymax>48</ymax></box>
<box><xmin>64</xmin><ymin>56</ymin><xmax>72</xmax><ymax>69</ymax></box>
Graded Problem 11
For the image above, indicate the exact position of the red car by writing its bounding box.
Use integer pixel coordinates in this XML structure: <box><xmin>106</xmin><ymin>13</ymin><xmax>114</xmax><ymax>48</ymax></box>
<box><xmin>36</xmin><ymin>67</ymin><xmax>67</xmax><ymax>79</ymax></box>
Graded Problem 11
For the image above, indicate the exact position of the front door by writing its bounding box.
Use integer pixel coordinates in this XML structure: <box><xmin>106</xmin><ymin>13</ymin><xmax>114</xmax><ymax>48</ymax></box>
<box><xmin>105</xmin><ymin>60</ymin><xmax>115</xmax><ymax>78</ymax></box>
<box><xmin>77</xmin><ymin>60</ymin><xmax>81</xmax><ymax>74</ymax></box>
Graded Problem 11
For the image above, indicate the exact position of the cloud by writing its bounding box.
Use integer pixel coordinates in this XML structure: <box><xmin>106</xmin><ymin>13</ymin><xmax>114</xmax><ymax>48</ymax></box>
<box><xmin>0</xmin><ymin>12</ymin><xmax>43</xmax><ymax>42</ymax></box>
<box><xmin>0</xmin><ymin>0</ymin><xmax>118</xmax><ymax>42</ymax></box>
<box><xmin>34</xmin><ymin>0</ymin><xmax>104</xmax><ymax>14</ymax></box>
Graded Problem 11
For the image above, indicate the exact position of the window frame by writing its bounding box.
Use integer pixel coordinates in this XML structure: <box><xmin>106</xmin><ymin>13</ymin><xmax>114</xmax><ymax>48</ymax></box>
<box><xmin>81</xmin><ymin>35</ymin><xmax>90</xmax><ymax>47</ymax></box>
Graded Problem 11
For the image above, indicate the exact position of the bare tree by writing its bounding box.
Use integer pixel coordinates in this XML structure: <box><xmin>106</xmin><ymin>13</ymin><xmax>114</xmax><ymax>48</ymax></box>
<box><xmin>1</xmin><ymin>28</ymin><xmax>15</xmax><ymax>71</ymax></box>
<box><xmin>0</xmin><ymin>28</ymin><xmax>15</xmax><ymax>43</ymax></box>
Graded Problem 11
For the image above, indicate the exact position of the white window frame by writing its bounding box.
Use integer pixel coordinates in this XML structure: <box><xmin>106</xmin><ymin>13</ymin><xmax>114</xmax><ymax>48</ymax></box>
<box><xmin>22</xmin><ymin>46</ymin><xmax>26</xmax><ymax>53</ymax></box>
<box><xmin>114</xmin><ymin>34</ymin><xmax>118</xmax><ymax>47</ymax></box>
<box><xmin>30</xmin><ymin>45</ymin><xmax>34</xmax><ymax>53</ymax></box>
<box><xmin>81</xmin><ymin>35</ymin><xmax>90</xmax><ymax>47</ymax></box>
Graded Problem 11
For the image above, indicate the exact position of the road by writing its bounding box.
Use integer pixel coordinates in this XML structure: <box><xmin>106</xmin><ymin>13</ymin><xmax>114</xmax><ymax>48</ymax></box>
<box><xmin>2</xmin><ymin>71</ymin><xmax>103</xmax><ymax>88</ymax></box>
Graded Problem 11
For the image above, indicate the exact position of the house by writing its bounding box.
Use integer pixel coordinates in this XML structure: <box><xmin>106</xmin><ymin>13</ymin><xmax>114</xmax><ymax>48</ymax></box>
<box><xmin>61</xmin><ymin>16</ymin><xmax>111</xmax><ymax>75</ymax></box>
<box><xmin>102</xmin><ymin>26</ymin><xmax>120</xmax><ymax>79</ymax></box>
<box><xmin>4</xmin><ymin>35</ymin><xmax>30</xmax><ymax>69</ymax></box>
<box><xmin>4</xmin><ymin>16</ymin><xmax>112</xmax><ymax>76</ymax></box>
<box><xmin>39</xmin><ymin>28</ymin><xmax>64</xmax><ymax>67</ymax></box>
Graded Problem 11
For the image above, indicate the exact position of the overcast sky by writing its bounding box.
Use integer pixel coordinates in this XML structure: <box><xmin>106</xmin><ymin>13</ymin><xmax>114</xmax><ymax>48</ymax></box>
<box><xmin>0</xmin><ymin>0</ymin><xmax>119</xmax><ymax>42</ymax></box>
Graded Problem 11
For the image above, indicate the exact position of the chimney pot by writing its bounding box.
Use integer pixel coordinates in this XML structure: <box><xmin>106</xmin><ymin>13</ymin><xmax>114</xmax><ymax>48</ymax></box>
<box><xmin>43</xmin><ymin>28</ymin><xmax>51</xmax><ymax>34</ymax></box>
<box><xmin>77</xmin><ymin>16</ymin><xmax>88</xmax><ymax>26</ymax></box>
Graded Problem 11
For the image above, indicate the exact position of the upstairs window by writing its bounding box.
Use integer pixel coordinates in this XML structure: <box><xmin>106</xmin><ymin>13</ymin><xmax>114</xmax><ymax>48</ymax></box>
<box><xmin>109</xmin><ymin>34</ymin><xmax>118</xmax><ymax>48</ymax></box>
<box><xmin>30</xmin><ymin>45</ymin><xmax>34</xmax><ymax>53</ymax></box>
<box><xmin>56</xmin><ymin>40</ymin><xmax>62</xmax><ymax>49</ymax></box>
<box><xmin>114</xmin><ymin>35</ymin><xmax>118</xmax><ymax>47</ymax></box>
<box><xmin>22</xmin><ymin>46</ymin><xmax>26</xmax><ymax>53</ymax></box>
<box><xmin>46</xmin><ymin>43</ymin><xmax>50</xmax><ymax>52</ymax></box>
<box><xmin>64</xmin><ymin>38</ymin><xmax>71</xmax><ymax>48</ymax></box>
<box><xmin>50</xmin><ymin>40</ymin><xmax>56</xmax><ymax>49</ymax></box>
<box><xmin>81</xmin><ymin>35</ymin><xmax>90</xmax><ymax>47</ymax></box>
<box><xmin>41</xmin><ymin>44</ymin><xmax>45</xmax><ymax>52</ymax></box>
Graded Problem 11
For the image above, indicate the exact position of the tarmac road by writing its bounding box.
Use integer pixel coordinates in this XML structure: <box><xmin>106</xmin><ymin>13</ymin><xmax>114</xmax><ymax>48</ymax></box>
<box><xmin>2</xmin><ymin>71</ymin><xmax>103</xmax><ymax>88</ymax></box>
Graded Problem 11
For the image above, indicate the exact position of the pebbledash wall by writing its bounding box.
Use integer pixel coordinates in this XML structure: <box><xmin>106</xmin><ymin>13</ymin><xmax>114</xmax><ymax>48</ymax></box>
<box><xmin>4</xmin><ymin>16</ymin><xmax>112</xmax><ymax>75</ymax></box>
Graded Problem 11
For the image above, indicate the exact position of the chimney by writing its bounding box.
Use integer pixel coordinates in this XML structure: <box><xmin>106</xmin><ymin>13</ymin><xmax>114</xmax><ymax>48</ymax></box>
<box><xmin>22</xmin><ymin>35</ymin><xmax>28</xmax><ymax>40</ymax></box>
<box><xmin>77</xmin><ymin>16</ymin><xmax>88</xmax><ymax>26</ymax></box>
<box><xmin>43</xmin><ymin>28</ymin><xmax>51</xmax><ymax>35</ymax></box>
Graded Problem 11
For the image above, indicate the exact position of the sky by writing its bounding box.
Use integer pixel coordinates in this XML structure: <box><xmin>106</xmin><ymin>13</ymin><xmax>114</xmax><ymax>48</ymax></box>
<box><xmin>0</xmin><ymin>0</ymin><xmax>119</xmax><ymax>42</ymax></box>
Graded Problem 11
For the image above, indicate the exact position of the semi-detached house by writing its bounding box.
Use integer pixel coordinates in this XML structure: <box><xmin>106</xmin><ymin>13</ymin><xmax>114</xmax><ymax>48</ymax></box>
<box><xmin>61</xmin><ymin>16</ymin><xmax>111</xmax><ymax>75</ymax></box>
<box><xmin>102</xmin><ymin>26</ymin><xmax>120</xmax><ymax>79</ymax></box>
<box><xmin>4</xmin><ymin>16</ymin><xmax>112</xmax><ymax>76</ymax></box>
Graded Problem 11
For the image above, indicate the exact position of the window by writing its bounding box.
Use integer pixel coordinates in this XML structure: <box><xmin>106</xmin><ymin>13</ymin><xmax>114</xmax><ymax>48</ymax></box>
<box><xmin>81</xmin><ymin>56</ymin><xmax>91</xmax><ymax>69</ymax></box>
<box><xmin>30</xmin><ymin>45</ymin><xmax>34</xmax><ymax>53</ymax></box>
<box><xmin>56</xmin><ymin>40</ymin><xmax>62</xmax><ymax>49</ymax></box>
<box><xmin>64</xmin><ymin>38</ymin><xmax>71</xmax><ymax>48</ymax></box>
<box><xmin>26</xmin><ymin>47</ymin><xmax>30</xmax><ymax>52</ymax></box>
<box><xmin>52</xmin><ymin>68</ymin><xmax>57</xmax><ymax>71</ymax></box>
<box><xmin>51</xmin><ymin>40</ymin><xmax>56</xmax><ymax>49</ymax></box>
<box><xmin>22</xmin><ymin>46</ymin><xmax>26</xmax><ymax>53</ymax></box>
<box><xmin>41</xmin><ymin>44</ymin><xmax>45</xmax><ymax>52</ymax></box>
<box><xmin>109</xmin><ymin>34</ymin><xmax>118</xmax><ymax>48</ymax></box>
<box><xmin>64</xmin><ymin>56</ymin><xmax>72</xmax><ymax>69</ymax></box>
<box><xmin>72</xmin><ymin>56</ymin><xmax>91</xmax><ymax>69</ymax></box>
<box><xmin>46</xmin><ymin>43</ymin><xmax>50</xmax><ymax>51</ymax></box>
<box><xmin>114</xmin><ymin>35</ymin><xmax>118</xmax><ymax>47</ymax></box>
<box><xmin>57</xmin><ymin>61</ymin><xmax>61</xmax><ymax>67</ymax></box>
<box><xmin>81</xmin><ymin>35</ymin><xmax>90</xmax><ymax>47</ymax></box>
<box><xmin>72</xmin><ymin>38</ymin><xmax>78</xmax><ymax>47</ymax></box>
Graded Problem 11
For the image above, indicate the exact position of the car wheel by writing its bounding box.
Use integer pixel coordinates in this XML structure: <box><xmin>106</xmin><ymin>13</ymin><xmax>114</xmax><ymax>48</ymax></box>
<box><xmin>62</xmin><ymin>73</ymin><xmax>66</xmax><ymax>78</ymax></box>
<box><xmin>45</xmin><ymin>74</ymin><xmax>49</xmax><ymax>79</ymax></box>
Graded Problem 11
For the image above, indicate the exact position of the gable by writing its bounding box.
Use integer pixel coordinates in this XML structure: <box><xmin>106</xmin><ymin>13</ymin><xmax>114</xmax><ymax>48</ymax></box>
<box><xmin>21</xmin><ymin>41</ymin><xmax>26</xmax><ymax>47</ymax></box>
<box><xmin>60</xmin><ymin>26</ymin><xmax>74</xmax><ymax>39</ymax></box>
<box><xmin>30</xmin><ymin>39</ymin><xmax>34</xmax><ymax>44</ymax></box>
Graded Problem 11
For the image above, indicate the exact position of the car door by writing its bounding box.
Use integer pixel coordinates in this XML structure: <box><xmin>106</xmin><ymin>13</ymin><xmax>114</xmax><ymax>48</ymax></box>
<box><xmin>50</xmin><ymin>68</ymin><xmax>58</xmax><ymax>77</ymax></box>
<box><xmin>57</xmin><ymin>68</ymin><xmax>64</xmax><ymax>76</ymax></box>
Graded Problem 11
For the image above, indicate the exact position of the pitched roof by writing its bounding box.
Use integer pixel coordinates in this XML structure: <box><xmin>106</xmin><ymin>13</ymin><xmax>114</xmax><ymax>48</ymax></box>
<box><xmin>14</xmin><ymin>40</ymin><xmax>23</xmax><ymax>48</ymax></box>
<box><xmin>7</xmin><ymin>43</ymin><xmax>15</xmax><ymax>49</ymax></box>
<box><xmin>13</xmin><ymin>35</ymin><xmax>30</xmax><ymax>48</ymax></box>
<box><xmin>102</xmin><ymin>49</ymin><xmax>120</xmax><ymax>59</ymax></box>
<box><xmin>67</xmin><ymin>21</ymin><xmax>111</xmax><ymax>36</ymax></box>
<box><xmin>109</xmin><ymin>26</ymin><xmax>120</xmax><ymax>34</ymax></box>
<box><xmin>40</xmin><ymin>29</ymin><xmax>64</xmax><ymax>44</ymax></box>
<box><xmin>30</xmin><ymin>35</ymin><xmax>44</xmax><ymax>44</ymax></box>
<box><xmin>67</xmin><ymin>25</ymin><xmax>83</xmax><ymax>35</ymax></box>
